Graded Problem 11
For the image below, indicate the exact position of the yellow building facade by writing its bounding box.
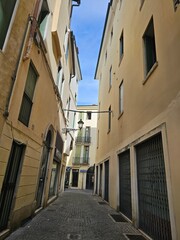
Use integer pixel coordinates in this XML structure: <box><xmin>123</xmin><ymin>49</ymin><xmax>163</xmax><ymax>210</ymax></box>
<box><xmin>95</xmin><ymin>0</ymin><xmax>180</xmax><ymax>239</ymax></box>
<box><xmin>0</xmin><ymin>0</ymin><xmax>81</xmax><ymax>238</ymax></box>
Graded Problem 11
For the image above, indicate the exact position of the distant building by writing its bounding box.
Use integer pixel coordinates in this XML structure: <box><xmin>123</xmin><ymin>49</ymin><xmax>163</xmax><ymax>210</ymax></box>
<box><xmin>95</xmin><ymin>0</ymin><xmax>180</xmax><ymax>239</ymax></box>
<box><xmin>0</xmin><ymin>0</ymin><xmax>81</xmax><ymax>236</ymax></box>
<box><xmin>65</xmin><ymin>105</ymin><xmax>98</xmax><ymax>190</ymax></box>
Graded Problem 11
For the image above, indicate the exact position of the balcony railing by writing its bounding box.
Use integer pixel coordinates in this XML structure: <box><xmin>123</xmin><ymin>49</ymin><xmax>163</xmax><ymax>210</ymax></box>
<box><xmin>73</xmin><ymin>157</ymin><xmax>89</xmax><ymax>165</ymax></box>
<box><xmin>75</xmin><ymin>136</ymin><xmax>91</xmax><ymax>144</ymax></box>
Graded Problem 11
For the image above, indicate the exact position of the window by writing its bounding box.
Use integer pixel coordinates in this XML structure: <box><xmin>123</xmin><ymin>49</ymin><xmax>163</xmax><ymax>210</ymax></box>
<box><xmin>87</xmin><ymin>112</ymin><xmax>92</xmax><ymax>120</ymax></box>
<box><xmin>19</xmin><ymin>63</ymin><xmax>38</xmax><ymax>126</ymax></box>
<box><xmin>119</xmin><ymin>31</ymin><xmax>124</xmax><ymax>61</ymax></box>
<box><xmin>108</xmin><ymin>106</ymin><xmax>111</xmax><ymax>132</ymax></box>
<box><xmin>0</xmin><ymin>0</ymin><xmax>17</xmax><ymax>49</ymax></box>
<box><xmin>38</xmin><ymin>0</ymin><xmax>50</xmax><ymax>38</ymax></box>
<box><xmin>84</xmin><ymin>146</ymin><xmax>89</xmax><ymax>162</ymax></box>
<box><xmin>85</xmin><ymin>127</ymin><xmax>90</xmax><ymax>142</ymax></box>
<box><xmin>109</xmin><ymin>66</ymin><xmax>112</xmax><ymax>89</ymax></box>
<box><xmin>143</xmin><ymin>17</ymin><xmax>157</xmax><ymax>76</ymax></box>
<box><xmin>119</xmin><ymin>81</ymin><xmax>124</xmax><ymax>115</ymax></box>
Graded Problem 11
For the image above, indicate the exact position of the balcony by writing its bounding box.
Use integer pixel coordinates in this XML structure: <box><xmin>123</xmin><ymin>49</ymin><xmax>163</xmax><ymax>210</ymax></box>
<box><xmin>75</xmin><ymin>136</ymin><xmax>91</xmax><ymax>144</ymax></box>
<box><xmin>73</xmin><ymin>157</ymin><xmax>89</xmax><ymax>165</ymax></box>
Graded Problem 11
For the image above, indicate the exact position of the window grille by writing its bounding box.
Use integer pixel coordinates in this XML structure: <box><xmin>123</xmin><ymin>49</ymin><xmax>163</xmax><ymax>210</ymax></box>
<box><xmin>136</xmin><ymin>133</ymin><xmax>172</xmax><ymax>239</ymax></box>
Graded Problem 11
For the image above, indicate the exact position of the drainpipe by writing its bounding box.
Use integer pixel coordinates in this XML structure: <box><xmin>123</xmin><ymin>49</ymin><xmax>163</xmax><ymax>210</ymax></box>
<box><xmin>70</xmin><ymin>0</ymin><xmax>81</xmax><ymax>18</ymax></box>
<box><xmin>3</xmin><ymin>0</ymin><xmax>43</xmax><ymax>118</ymax></box>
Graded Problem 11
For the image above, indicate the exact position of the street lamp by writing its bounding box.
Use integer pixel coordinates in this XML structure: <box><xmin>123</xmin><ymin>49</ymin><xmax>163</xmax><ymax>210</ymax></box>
<box><xmin>62</xmin><ymin>119</ymin><xmax>84</xmax><ymax>134</ymax></box>
<box><xmin>77</xmin><ymin>119</ymin><xmax>84</xmax><ymax>130</ymax></box>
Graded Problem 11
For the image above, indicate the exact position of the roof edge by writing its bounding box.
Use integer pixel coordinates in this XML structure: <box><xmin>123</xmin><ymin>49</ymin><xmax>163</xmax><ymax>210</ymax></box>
<box><xmin>94</xmin><ymin>0</ymin><xmax>113</xmax><ymax>80</ymax></box>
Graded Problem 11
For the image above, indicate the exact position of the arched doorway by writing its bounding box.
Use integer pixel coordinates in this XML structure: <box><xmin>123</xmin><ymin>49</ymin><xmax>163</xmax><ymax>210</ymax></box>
<box><xmin>86</xmin><ymin>166</ymin><xmax>94</xmax><ymax>190</ymax></box>
<box><xmin>36</xmin><ymin>130</ymin><xmax>52</xmax><ymax>209</ymax></box>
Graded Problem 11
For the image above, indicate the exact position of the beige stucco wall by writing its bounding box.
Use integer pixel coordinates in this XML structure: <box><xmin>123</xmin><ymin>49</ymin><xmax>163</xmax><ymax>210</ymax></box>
<box><xmin>95</xmin><ymin>0</ymin><xmax>180</xmax><ymax>239</ymax></box>
<box><xmin>0</xmin><ymin>41</ymin><xmax>61</xmax><ymax>229</ymax></box>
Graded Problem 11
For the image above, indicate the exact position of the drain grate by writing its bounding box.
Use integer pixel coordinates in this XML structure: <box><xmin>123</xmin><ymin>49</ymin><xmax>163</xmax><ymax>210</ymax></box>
<box><xmin>110</xmin><ymin>214</ymin><xmax>127</xmax><ymax>222</ymax></box>
<box><xmin>67</xmin><ymin>234</ymin><xmax>81</xmax><ymax>240</ymax></box>
<box><xmin>125</xmin><ymin>234</ymin><xmax>147</xmax><ymax>240</ymax></box>
<box><xmin>98</xmin><ymin>201</ymin><xmax>107</xmax><ymax>205</ymax></box>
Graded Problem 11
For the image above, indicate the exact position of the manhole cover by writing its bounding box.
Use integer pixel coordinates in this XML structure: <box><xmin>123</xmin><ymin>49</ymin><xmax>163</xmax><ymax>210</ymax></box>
<box><xmin>110</xmin><ymin>214</ymin><xmax>127</xmax><ymax>222</ymax></box>
<box><xmin>125</xmin><ymin>234</ymin><xmax>147</xmax><ymax>240</ymax></box>
<box><xmin>67</xmin><ymin>234</ymin><xmax>81</xmax><ymax>240</ymax></box>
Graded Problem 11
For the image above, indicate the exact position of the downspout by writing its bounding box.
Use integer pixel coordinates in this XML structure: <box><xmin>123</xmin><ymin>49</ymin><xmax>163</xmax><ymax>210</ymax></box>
<box><xmin>70</xmin><ymin>31</ymin><xmax>75</xmax><ymax>77</ymax></box>
<box><xmin>70</xmin><ymin>0</ymin><xmax>81</xmax><ymax>18</ymax></box>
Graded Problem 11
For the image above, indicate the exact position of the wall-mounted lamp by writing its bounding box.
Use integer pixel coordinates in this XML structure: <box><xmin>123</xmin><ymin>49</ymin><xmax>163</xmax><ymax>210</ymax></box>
<box><xmin>62</xmin><ymin>119</ymin><xmax>84</xmax><ymax>134</ymax></box>
<box><xmin>77</xmin><ymin>119</ymin><xmax>84</xmax><ymax>130</ymax></box>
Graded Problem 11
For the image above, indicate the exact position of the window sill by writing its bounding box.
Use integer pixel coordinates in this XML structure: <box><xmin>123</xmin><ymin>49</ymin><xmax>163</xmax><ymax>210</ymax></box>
<box><xmin>143</xmin><ymin>61</ymin><xmax>158</xmax><ymax>85</ymax></box>
<box><xmin>118</xmin><ymin>111</ymin><xmax>124</xmax><ymax>120</ymax></box>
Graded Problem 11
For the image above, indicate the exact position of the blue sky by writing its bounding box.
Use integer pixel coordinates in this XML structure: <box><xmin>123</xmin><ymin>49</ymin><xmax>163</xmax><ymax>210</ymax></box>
<box><xmin>71</xmin><ymin>0</ymin><xmax>109</xmax><ymax>105</ymax></box>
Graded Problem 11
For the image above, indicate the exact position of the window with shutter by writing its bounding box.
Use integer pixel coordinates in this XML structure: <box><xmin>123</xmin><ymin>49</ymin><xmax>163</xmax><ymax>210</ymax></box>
<box><xmin>19</xmin><ymin>63</ymin><xmax>38</xmax><ymax>126</ymax></box>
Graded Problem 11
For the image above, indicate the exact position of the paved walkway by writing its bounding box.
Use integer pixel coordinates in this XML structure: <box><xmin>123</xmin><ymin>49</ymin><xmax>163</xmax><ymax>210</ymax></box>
<box><xmin>6</xmin><ymin>190</ymin><xmax>143</xmax><ymax>240</ymax></box>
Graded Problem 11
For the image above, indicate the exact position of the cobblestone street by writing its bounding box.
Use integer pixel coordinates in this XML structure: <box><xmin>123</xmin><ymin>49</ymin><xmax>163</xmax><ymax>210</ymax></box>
<box><xmin>6</xmin><ymin>190</ymin><xmax>144</xmax><ymax>240</ymax></box>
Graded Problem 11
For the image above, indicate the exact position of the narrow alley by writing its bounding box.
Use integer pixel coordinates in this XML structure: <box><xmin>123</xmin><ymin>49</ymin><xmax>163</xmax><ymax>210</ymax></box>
<box><xmin>0</xmin><ymin>0</ymin><xmax>180</xmax><ymax>239</ymax></box>
<box><xmin>6</xmin><ymin>190</ymin><xmax>144</xmax><ymax>240</ymax></box>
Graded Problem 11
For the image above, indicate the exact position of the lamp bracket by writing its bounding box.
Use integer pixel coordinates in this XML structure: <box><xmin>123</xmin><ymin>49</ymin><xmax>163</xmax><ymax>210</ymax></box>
<box><xmin>62</xmin><ymin>128</ymin><xmax>79</xmax><ymax>134</ymax></box>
